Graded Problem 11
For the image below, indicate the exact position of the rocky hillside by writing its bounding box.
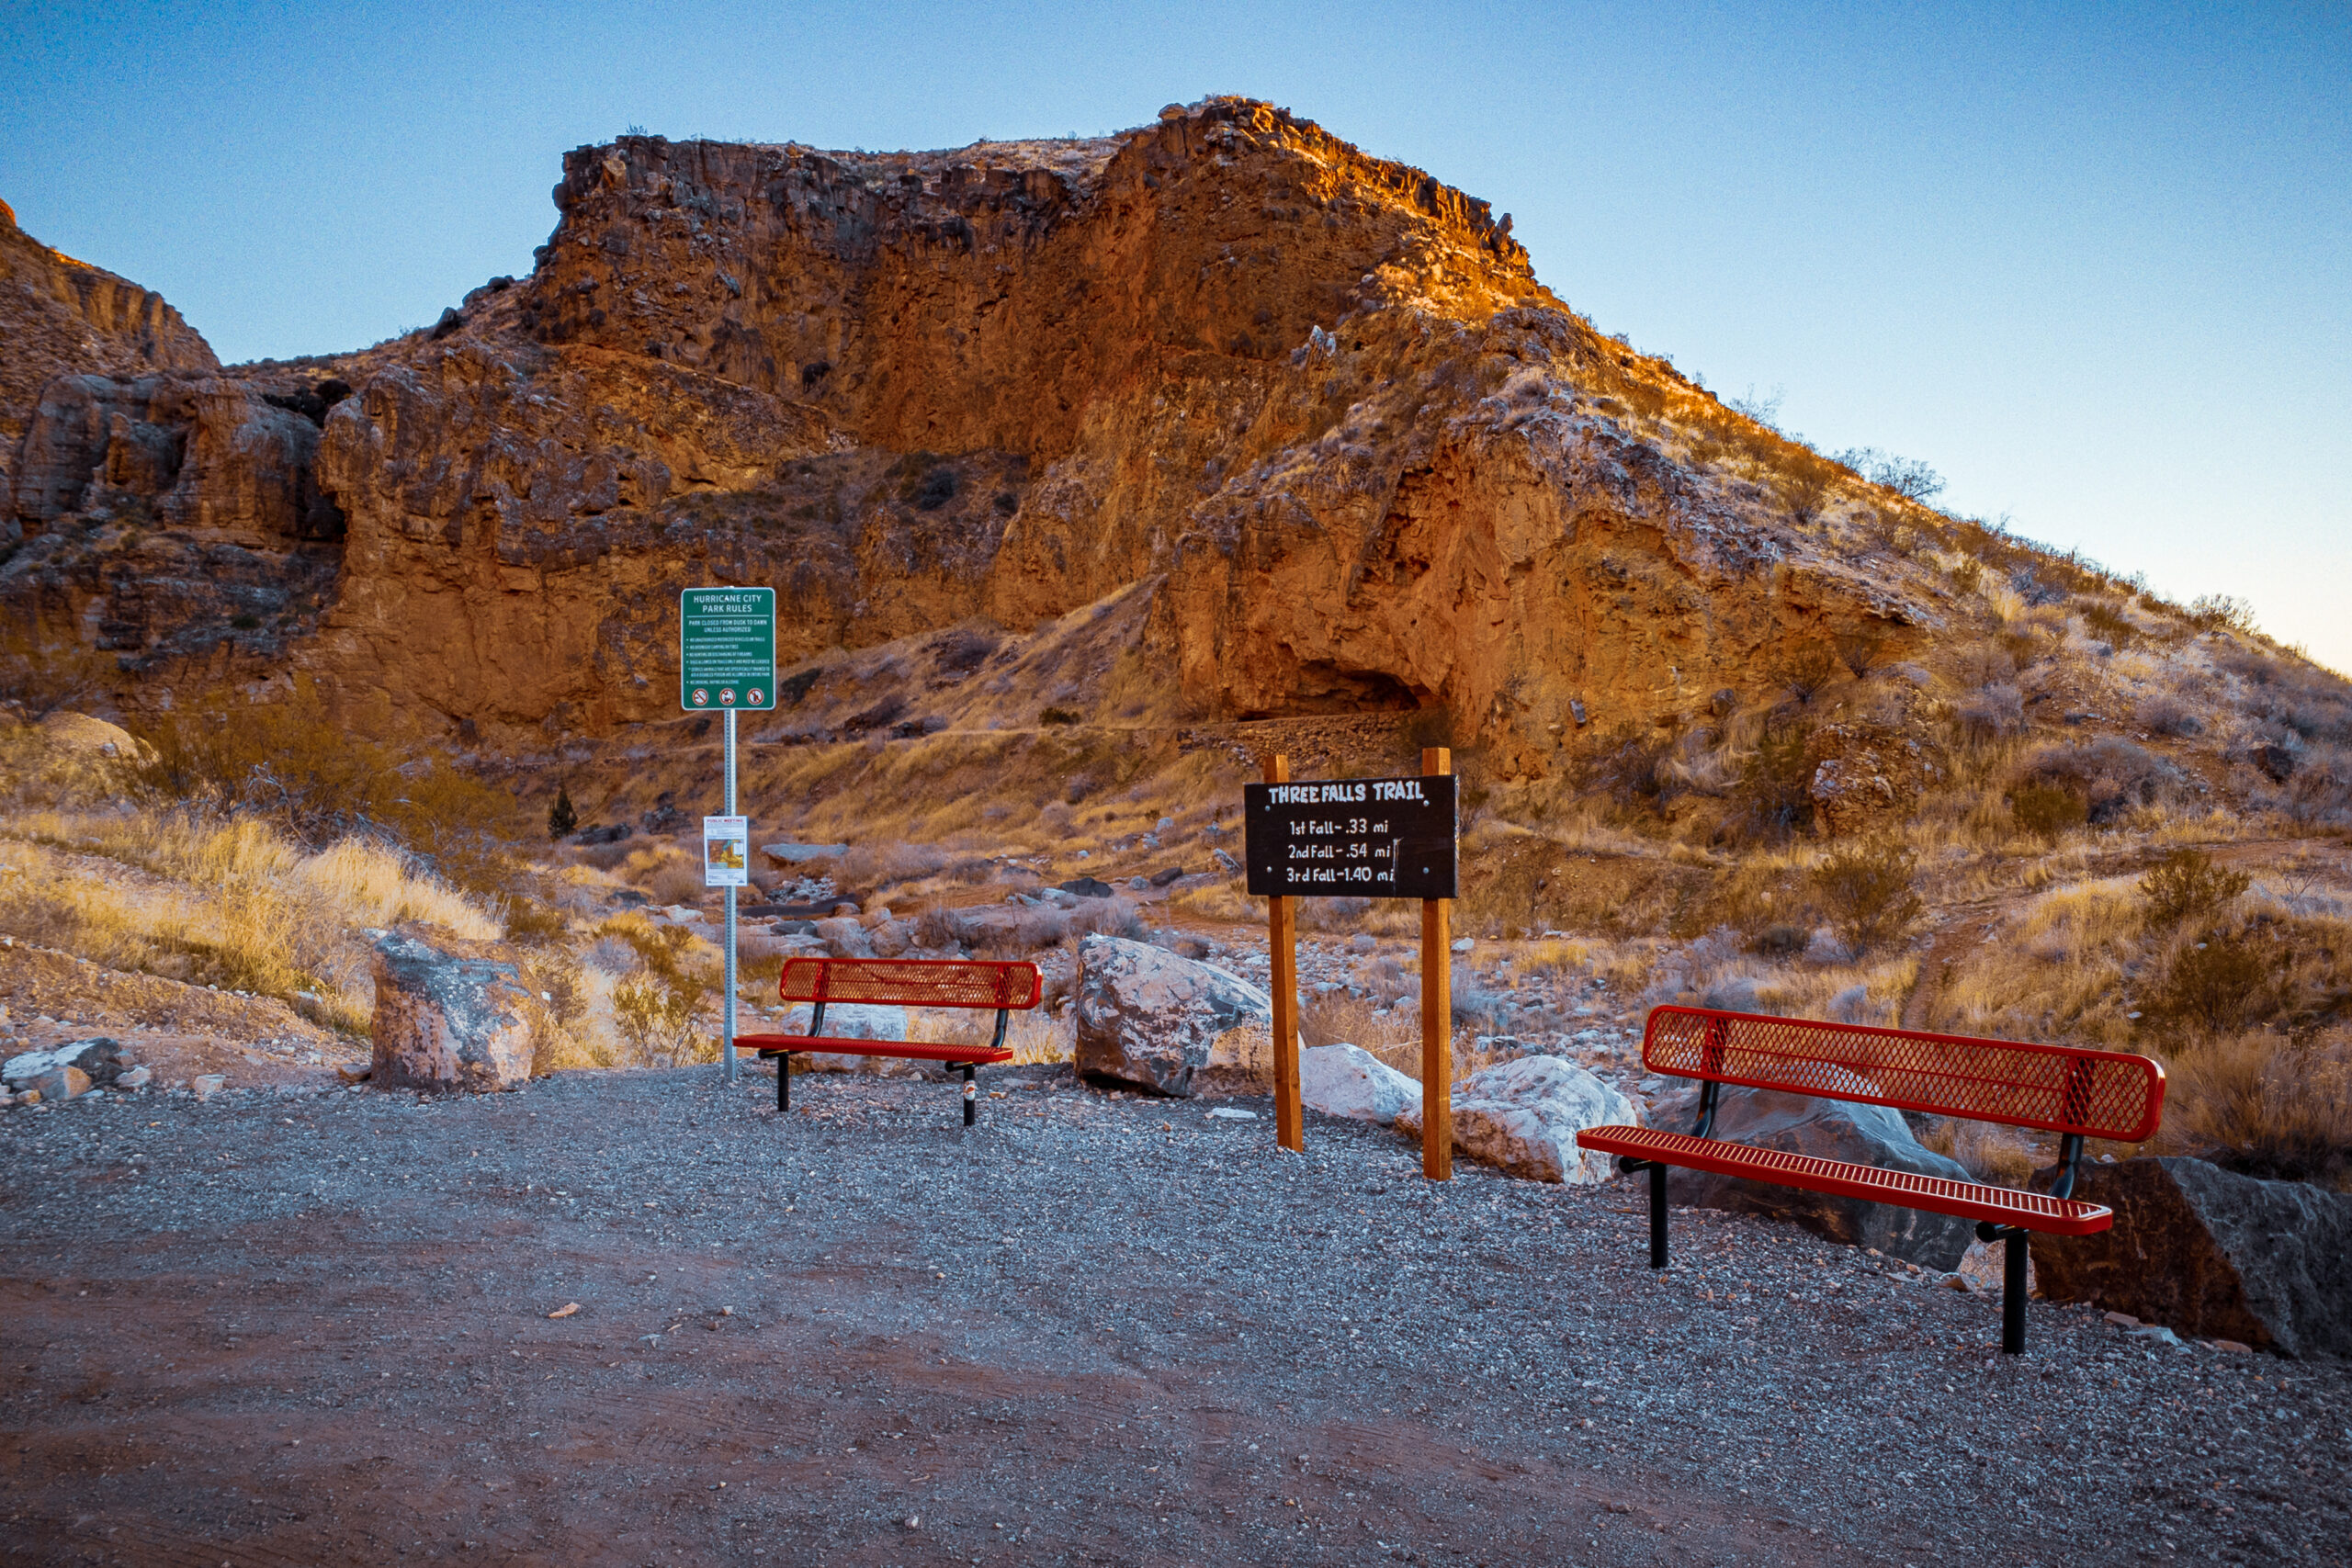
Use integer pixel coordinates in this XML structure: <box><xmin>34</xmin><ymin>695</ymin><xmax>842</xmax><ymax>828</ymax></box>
<box><xmin>4</xmin><ymin>98</ymin><xmax>1960</xmax><ymax>770</ymax></box>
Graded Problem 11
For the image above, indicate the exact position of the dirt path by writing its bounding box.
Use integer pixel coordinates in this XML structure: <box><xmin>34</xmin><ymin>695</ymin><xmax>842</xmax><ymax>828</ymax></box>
<box><xmin>3</xmin><ymin>1069</ymin><xmax>2344</xmax><ymax>1566</ymax></box>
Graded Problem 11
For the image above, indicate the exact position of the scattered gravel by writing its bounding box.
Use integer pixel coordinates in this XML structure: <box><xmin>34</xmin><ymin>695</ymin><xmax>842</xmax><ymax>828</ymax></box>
<box><xmin>3</xmin><ymin>1066</ymin><xmax>2345</xmax><ymax>1564</ymax></box>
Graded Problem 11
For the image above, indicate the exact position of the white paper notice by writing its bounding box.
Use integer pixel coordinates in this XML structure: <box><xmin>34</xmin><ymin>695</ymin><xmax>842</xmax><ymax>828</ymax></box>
<box><xmin>703</xmin><ymin>816</ymin><xmax>749</xmax><ymax>887</ymax></box>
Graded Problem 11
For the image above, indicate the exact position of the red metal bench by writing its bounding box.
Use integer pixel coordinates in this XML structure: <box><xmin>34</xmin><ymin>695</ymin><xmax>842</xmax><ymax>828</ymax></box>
<box><xmin>732</xmin><ymin>957</ymin><xmax>1041</xmax><ymax>1126</ymax></box>
<box><xmin>1576</xmin><ymin>1006</ymin><xmax>2165</xmax><ymax>1353</ymax></box>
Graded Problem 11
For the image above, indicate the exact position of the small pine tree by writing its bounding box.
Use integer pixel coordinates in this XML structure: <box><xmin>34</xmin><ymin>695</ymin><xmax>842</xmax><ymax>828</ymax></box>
<box><xmin>548</xmin><ymin>784</ymin><xmax>578</xmax><ymax>840</ymax></box>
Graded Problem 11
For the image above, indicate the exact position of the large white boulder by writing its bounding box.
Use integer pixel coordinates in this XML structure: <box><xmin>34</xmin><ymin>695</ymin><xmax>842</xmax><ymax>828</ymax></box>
<box><xmin>1398</xmin><ymin>1055</ymin><xmax>1636</xmax><ymax>1183</ymax></box>
<box><xmin>1072</xmin><ymin>934</ymin><xmax>1277</xmax><ymax>1097</ymax></box>
<box><xmin>1301</xmin><ymin>1043</ymin><xmax>1419</xmax><ymax>1126</ymax></box>
<box><xmin>775</xmin><ymin>1002</ymin><xmax>918</xmax><ymax>1075</ymax></box>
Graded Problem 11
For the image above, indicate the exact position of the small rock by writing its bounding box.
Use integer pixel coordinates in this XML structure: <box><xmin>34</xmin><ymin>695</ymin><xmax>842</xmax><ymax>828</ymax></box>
<box><xmin>1207</xmin><ymin>1108</ymin><xmax>1258</xmax><ymax>1121</ymax></box>
<box><xmin>1210</xmin><ymin>848</ymin><xmax>1241</xmax><ymax>875</ymax></box>
<box><xmin>27</xmin><ymin>1065</ymin><xmax>91</xmax><ymax>1102</ymax></box>
<box><xmin>191</xmin><ymin>1074</ymin><xmax>226</xmax><ymax>1100</ymax></box>
<box><xmin>1156</xmin><ymin>817</ymin><xmax>1175</xmax><ymax>832</ymax></box>
<box><xmin>1450</xmin><ymin>937</ymin><xmax>1476</xmax><ymax>953</ymax></box>
<box><xmin>1058</xmin><ymin>876</ymin><xmax>1114</xmax><ymax>899</ymax></box>
<box><xmin>113</xmin><ymin>1065</ymin><xmax>151</xmax><ymax>1090</ymax></box>
<box><xmin>2103</xmin><ymin>1310</ymin><xmax>2143</xmax><ymax>1328</ymax></box>
<box><xmin>1149</xmin><ymin>867</ymin><xmax>1186</xmax><ymax>887</ymax></box>
<box><xmin>1128</xmin><ymin>876</ymin><xmax>1149</xmax><ymax>891</ymax></box>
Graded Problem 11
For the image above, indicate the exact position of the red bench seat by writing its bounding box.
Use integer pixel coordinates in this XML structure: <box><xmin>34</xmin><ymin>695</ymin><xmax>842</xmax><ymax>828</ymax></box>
<box><xmin>1577</xmin><ymin>1006</ymin><xmax>2165</xmax><ymax>1353</ymax></box>
<box><xmin>736</xmin><ymin>956</ymin><xmax>1041</xmax><ymax>1126</ymax></box>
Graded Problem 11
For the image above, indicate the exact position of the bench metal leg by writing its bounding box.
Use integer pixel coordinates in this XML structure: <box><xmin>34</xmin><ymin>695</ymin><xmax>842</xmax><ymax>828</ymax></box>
<box><xmin>962</xmin><ymin>1063</ymin><xmax>977</xmax><ymax>1128</ymax></box>
<box><xmin>2003</xmin><ymin>1228</ymin><xmax>2028</xmax><ymax>1355</ymax></box>
<box><xmin>1649</xmin><ymin>1162</ymin><xmax>1668</xmax><ymax>1269</ymax></box>
<box><xmin>776</xmin><ymin>1054</ymin><xmax>791</xmax><ymax>1113</ymax></box>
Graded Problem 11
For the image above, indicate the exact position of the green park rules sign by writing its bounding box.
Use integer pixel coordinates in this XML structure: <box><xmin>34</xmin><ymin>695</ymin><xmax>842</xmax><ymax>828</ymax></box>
<box><xmin>679</xmin><ymin>587</ymin><xmax>777</xmax><ymax>710</ymax></box>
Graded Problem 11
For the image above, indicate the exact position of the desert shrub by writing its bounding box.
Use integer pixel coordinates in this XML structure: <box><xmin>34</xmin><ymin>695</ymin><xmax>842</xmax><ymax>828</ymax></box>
<box><xmin>1039</xmin><ymin>705</ymin><xmax>1081</xmax><ymax>727</ymax></box>
<box><xmin>930</xmin><ymin>626</ymin><xmax>999</xmax><ymax>675</ymax></box>
<box><xmin>2138</xmin><ymin>849</ymin><xmax>2250</xmax><ymax>930</ymax></box>
<box><xmin>119</xmin><ymin>682</ymin><xmax>521</xmax><ymax>892</ymax></box>
<box><xmin>1068</xmin><ymin>900</ymin><xmax>1145</xmax><ymax>942</ymax></box>
<box><xmin>2017</xmin><ymin>738</ymin><xmax>2177</xmax><ymax>823</ymax></box>
<box><xmin>2076</xmin><ymin>600</ymin><xmax>2141</xmax><ymax>649</ymax></box>
<box><xmin>1299</xmin><ymin>896</ymin><xmax>1372</xmax><ymax>932</ymax></box>
<box><xmin>1956</xmin><ymin>683</ymin><xmax>2025</xmax><ymax>739</ymax></box>
<box><xmin>2136</xmin><ymin>693</ymin><xmax>2202</xmax><ymax>737</ymax></box>
<box><xmin>1833</xmin><ymin>629</ymin><xmax>1886</xmax><ymax>680</ymax></box>
<box><xmin>2188</xmin><ymin>593</ymin><xmax>2258</xmax><ymax>634</ymax></box>
<box><xmin>1584</xmin><ymin>726</ymin><xmax>1672</xmax><ymax>812</ymax></box>
<box><xmin>1772</xmin><ymin>455</ymin><xmax>1838</xmax><ymax>526</ymax></box>
<box><xmin>1730</xmin><ymin>723</ymin><xmax>1815</xmax><ymax>840</ymax></box>
<box><xmin>2147</xmin><ymin>930</ymin><xmax>2269</xmax><ymax>1033</ymax></box>
<box><xmin>547</xmin><ymin>785</ymin><xmax>578</xmax><ymax>840</ymax></box>
<box><xmin>1948</xmin><ymin>639</ymin><xmax>2022</xmax><ymax>688</ymax></box>
<box><xmin>599</xmin><ymin>917</ymin><xmax>714</xmax><ymax>1067</ymax></box>
<box><xmin>2009</xmin><ymin>781</ymin><xmax>2088</xmax><ymax>840</ymax></box>
<box><xmin>1778</xmin><ymin>647</ymin><xmax>1838</xmax><ymax>705</ymax></box>
<box><xmin>1809</xmin><ymin>838</ymin><xmax>1922</xmax><ymax>955</ymax></box>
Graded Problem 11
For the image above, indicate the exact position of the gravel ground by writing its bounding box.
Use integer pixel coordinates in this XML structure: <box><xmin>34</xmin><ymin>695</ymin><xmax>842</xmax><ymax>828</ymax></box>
<box><xmin>3</xmin><ymin>1066</ymin><xmax>2346</xmax><ymax>1567</ymax></box>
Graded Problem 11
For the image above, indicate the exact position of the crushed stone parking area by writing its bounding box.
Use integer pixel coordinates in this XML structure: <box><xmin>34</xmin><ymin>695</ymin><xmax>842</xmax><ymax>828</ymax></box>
<box><xmin>2</xmin><ymin>1068</ymin><xmax>2346</xmax><ymax>1567</ymax></box>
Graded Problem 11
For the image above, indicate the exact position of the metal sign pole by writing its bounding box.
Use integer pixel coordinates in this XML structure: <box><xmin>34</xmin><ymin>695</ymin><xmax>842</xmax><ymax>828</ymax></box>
<box><xmin>723</xmin><ymin>707</ymin><xmax>739</xmax><ymax>1084</ymax></box>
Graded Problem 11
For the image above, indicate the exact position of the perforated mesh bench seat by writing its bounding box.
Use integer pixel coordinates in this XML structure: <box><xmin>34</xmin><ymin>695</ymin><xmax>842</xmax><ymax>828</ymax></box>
<box><xmin>1575</xmin><ymin>1125</ymin><xmax>2115</xmax><ymax>1235</ymax></box>
<box><xmin>1575</xmin><ymin>1005</ymin><xmax>2166</xmax><ymax>1354</ymax></box>
<box><xmin>737</xmin><ymin>1036</ymin><xmax>1014</xmax><ymax>1066</ymax></box>
<box><xmin>734</xmin><ymin>956</ymin><xmax>1041</xmax><ymax>1126</ymax></box>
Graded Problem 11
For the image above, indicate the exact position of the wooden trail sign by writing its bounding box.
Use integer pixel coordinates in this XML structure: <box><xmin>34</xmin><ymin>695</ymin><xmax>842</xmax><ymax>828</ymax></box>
<box><xmin>1242</xmin><ymin>773</ymin><xmax>1457</xmax><ymax>899</ymax></box>
<box><xmin>1246</xmin><ymin>751</ymin><xmax>1459</xmax><ymax>1177</ymax></box>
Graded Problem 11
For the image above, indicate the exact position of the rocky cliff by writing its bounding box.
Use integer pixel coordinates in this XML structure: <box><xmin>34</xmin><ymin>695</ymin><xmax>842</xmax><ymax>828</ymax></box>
<box><xmin>4</xmin><ymin>98</ymin><xmax>1949</xmax><ymax>770</ymax></box>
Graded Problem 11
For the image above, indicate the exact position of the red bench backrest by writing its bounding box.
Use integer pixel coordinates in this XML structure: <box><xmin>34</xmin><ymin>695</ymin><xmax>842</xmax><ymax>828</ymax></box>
<box><xmin>779</xmin><ymin>957</ymin><xmax>1042</xmax><ymax>1011</ymax></box>
<box><xmin>1642</xmin><ymin>1005</ymin><xmax>2165</xmax><ymax>1143</ymax></box>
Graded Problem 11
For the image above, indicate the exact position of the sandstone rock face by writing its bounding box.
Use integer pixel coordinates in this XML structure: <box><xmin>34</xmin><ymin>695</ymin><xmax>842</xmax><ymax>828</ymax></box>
<box><xmin>1645</xmin><ymin>1085</ymin><xmax>1978</xmax><ymax>1268</ymax></box>
<box><xmin>229</xmin><ymin>101</ymin><xmax>1931</xmax><ymax>748</ymax></box>
<box><xmin>1299</xmin><ymin>1043</ymin><xmax>1419</xmax><ymax>1125</ymax></box>
<box><xmin>1400</xmin><ymin>1055</ymin><xmax>1634</xmax><ymax>1183</ymax></box>
<box><xmin>2030</xmin><ymin>1157</ymin><xmax>2352</xmax><ymax>1359</ymax></box>
<box><xmin>6</xmin><ymin>102</ymin><xmax>1946</xmax><ymax>751</ymax></box>
<box><xmin>0</xmin><ymin>206</ymin><xmax>217</xmax><ymax>516</ymax></box>
<box><xmin>368</xmin><ymin>929</ymin><xmax>538</xmax><ymax>1092</ymax></box>
<box><xmin>1072</xmin><ymin>933</ymin><xmax>1274</xmax><ymax>1098</ymax></box>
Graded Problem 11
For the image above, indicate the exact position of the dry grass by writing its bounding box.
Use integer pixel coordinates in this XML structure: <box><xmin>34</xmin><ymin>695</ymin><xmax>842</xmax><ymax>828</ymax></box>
<box><xmin>2148</xmin><ymin>1030</ymin><xmax>2352</xmax><ymax>1187</ymax></box>
<box><xmin>0</xmin><ymin>810</ymin><xmax>502</xmax><ymax>1033</ymax></box>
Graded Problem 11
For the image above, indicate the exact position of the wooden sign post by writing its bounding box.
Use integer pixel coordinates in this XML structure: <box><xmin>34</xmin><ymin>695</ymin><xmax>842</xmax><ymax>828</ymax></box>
<box><xmin>1263</xmin><ymin>754</ymin><xmax>1303</xmax><ymax>1152</ymax></box>
<box><xmin>1242</xmin><ymin>751</ymin><xmax>1459</xmax><ymax>1177</ymax></box>
<box><xmin>1419</xmin><ymin>746</ymin><xmax>1452</xmax><ymax>1180</ymax></box>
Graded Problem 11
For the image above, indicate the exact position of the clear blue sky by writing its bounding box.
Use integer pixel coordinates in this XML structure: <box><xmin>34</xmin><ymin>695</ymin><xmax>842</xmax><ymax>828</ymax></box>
<box><xmin>6</xmin><ymin>1</ymin><xmax>2346</xmax><ymax>671</ymax></box>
